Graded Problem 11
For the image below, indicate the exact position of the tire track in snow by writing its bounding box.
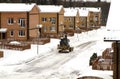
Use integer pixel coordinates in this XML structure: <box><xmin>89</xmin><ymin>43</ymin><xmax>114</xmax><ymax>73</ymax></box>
<box><xmin>16</xmin><ymin>41</ymin><xmax>97</xmax><ymax>73</ymax></box>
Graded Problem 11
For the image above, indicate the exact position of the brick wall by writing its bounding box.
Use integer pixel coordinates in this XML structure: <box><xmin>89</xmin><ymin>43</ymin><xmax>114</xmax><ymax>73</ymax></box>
<box><xmin>0</xmin><ymin>51</ymin><xmax>3</xmax><ymax>57</ymax></box>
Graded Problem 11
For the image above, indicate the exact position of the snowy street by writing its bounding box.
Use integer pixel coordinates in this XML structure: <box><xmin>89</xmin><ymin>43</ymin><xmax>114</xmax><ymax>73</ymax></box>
<box><xmin>16</xmin><ymin>41</ymin><xmax>96</xmax><ymax>73</ymax></box>
<box><xmin>0</xmin><ymin>27</ymin><xmax>113</xmax><ymax>79</ymax></box>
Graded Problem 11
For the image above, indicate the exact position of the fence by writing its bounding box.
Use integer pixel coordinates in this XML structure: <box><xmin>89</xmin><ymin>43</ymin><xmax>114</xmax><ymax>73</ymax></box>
<box><xmin>0</xmin><ymin>43</ymin><xmax>31</xmax><ymax>51</ymax></box>
<box><xmin>65</xmin><ymin>29</ymin><xmax>75</xmax><ymax>36</ymax></box>
<box><xmin>27</xmin><ymin>38</ymin><xmax>50</xmax><ymax>45</ymax></box>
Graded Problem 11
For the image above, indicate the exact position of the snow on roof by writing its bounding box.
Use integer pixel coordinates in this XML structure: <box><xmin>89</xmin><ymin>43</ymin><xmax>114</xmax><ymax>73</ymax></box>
<box><xmin>64</xmin><ymin>8</ymin><xmax>78</xmax><ymax>17</ymax></box>
<box><xmin>0</xmin><ymin>3</ymin><xmax>36</xmax><ymax>12</ymax></box>
<box><xmin>79</xmin><ymin>9</ymin><xmax>89</xmax><ymax>17</ymax></box>
<box><xmin>38</xmin><ymin>5</ymin><xmax>63</xmax><ymax>13</ymax></box>
<box><xmin>75</xmin><ymin>8</ymin><xmax>89</xmax><ymax>17</ymax></box>
<box><xmin>0</xmin><ymin>28</ymin><xmax>7</xmax><ymax>33</ymax></box>
<box><xmin>99</xmin><ymin>58</ymin><xmax>104</xmax><ymax>62</ymax></box>
<box><xmin>85</xmin><ymin>7</ymin><xmax>101</xmax><ymax>12</ymax></box>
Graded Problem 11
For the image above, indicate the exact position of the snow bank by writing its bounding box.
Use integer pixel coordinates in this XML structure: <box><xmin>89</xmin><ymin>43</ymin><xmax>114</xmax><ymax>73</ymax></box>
<box><xmin>9</xmin><ymin>41</ymin><xmax>21</xmax><ymax>45</ymax></box>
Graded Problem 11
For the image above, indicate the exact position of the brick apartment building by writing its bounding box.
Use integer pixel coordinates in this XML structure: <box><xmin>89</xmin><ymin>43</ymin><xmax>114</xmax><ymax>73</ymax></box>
<box><xmin>87</xmin><ymin>7</ymin><xmax>101</xmax><ymax>29</ymax></box>
<box><xmin>64</xmin><ymin>8</ymin><xmax>80</xmax><ymax>35</ymax></box>
<box><xmin>77</xmin><ymin>8</ymin><xmax>89</xmax><ymax>31</ymax></box>
<box><xmin>38</xmin><ymin>5</ymin><xmax>64</xmax><ymax>38</ymax></box>
<box><xmin>0</xmin><ymin>3</ymin><xmax>40</xmax><ymax>41</ymax></box>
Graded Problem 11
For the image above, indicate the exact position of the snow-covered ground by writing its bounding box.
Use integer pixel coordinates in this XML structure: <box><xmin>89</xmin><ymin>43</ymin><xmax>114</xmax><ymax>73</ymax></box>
<box><xmin>0</xmin><ymin>27</ymin><xmax>113</xmax><ymax>79</ymax></box>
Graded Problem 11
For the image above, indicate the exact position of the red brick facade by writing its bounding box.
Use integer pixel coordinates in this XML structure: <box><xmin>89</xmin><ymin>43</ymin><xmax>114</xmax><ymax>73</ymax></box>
<box><xmin>0</xmin><ymin>4</ymin><xmax>40</xmax><ymax>41</ymax></box>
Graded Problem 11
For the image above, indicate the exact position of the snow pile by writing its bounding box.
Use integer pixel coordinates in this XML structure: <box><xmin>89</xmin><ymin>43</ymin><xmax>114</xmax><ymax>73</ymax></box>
<box><xmin>9</xmin><ymin>41</ymin><xmax>21</xmax><ymax>45</ymax></box>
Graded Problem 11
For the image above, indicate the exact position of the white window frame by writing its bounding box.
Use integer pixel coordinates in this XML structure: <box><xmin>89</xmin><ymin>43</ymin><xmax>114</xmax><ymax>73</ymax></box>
<box><xmin>10</xmin><ymin>30</ymin><xmax>14</xmax><ymax>37</ymax></box>
<box><xmin>50</xmin><ymin>26</ymin><xmax>56</xmax><ymax>32</ymax></box>
<box><xmin>94</xmin><ymin>16</ymin><xmax>98</xmax><ymax>21</ymax></box>
<box><xmin>50</xmin><ymin>17</ymin><xmax>56</xmax><ymax>24</ymax></box>
<box><xmin>18</xmin><ymin>18</ymin><xmax>26</xmax><ymax>27</ymax></box>
<box><xmin>18</xmin><ymin>30</ymin><xmax>25</xmax><ymax>37</ymax></box>
<box><xmin>8</xmin><ymin>18</ymin><xmax>14</xmax><ymax>25</ymax></box>
<box><xmin>42</xmin><ymin>17</ymin><xmax>47</xmax><ymax>22</ymax></box>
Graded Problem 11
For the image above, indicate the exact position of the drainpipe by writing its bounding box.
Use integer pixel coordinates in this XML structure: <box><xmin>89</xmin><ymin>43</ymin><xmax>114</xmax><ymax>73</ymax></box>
<box><xmin>57</xmin><ymin>13</ymin><xmax>59</xmax><ymax>35</ymax></box>
<box><xmin>86</xmin><ymin>17</ymin><xmax>87</xmax><ymax>30</ymax></box>
<box><xmin>27</xmin><ymin>12</ymin><xmax>29</xmax><ymax>40</ymax></box>
<box><xmin>74</xmin><ymin>17</ymin><xmax>75</xmax><ymax>30</ymax></box>
<box><xmin>0</xmin><ymin>12</ymin><xmax>1</xmax><ymax>40</ymax></box>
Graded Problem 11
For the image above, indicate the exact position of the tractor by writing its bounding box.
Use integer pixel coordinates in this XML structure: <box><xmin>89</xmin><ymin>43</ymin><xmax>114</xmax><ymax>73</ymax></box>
<box><xmin>57</xmin><ymin>34</ymin><xmax>74</xmax><ymax>53</ymax></box>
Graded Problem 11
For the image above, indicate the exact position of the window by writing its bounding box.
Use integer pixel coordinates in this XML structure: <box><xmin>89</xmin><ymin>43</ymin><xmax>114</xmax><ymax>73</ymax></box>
<box><xmin>19</xmin><ymin>30</ymin><xmax>25</xmax><ymax>37</ymax></box>
<box><xmin>18</xmin><ymin>18</ymin><xmax>25</xmax><ymax>27</ymax></box>
<box><xmin>42</xmin><ymin>17</ymin><xmax>47</xmax><ymax>22</ymax></box>
<box><xmin>50</xmin><ymin>26</ymin><xmax>56</xmax><ymax>32</ymax></box>
<box><xmin>81</xmin><ymin>24</ymin><xmax>85</xmax><ymax>27</ymax></box>
<box><xmin>44</xmin><ymin>26</ymin><xmax>47</xmax><ymax>32</ymax></box>
<box><xmin>10</xmin><ymin>30</ymin><xmax>14</xmax><ymax>36</ymax></box>
<box><xmin>8</xmin><ymin>18</ymin><xmax>14</xmax><ymax>24</ymax></box>
<box><xmin>81</xmin><ymin>18</ymin><xmax>85</xmax><ymax>22</ymax></box>
<box><xmin>69</xmin><ymin>18</ymin><xmax>72</xmax><ymax>21</ymax></box>
<box><xmin>69</xmin><ymin>18</ymin><xmax>74</xmax><ymax>22</ymax></box>
<box><xmin>69</xmin><ymin>25</ymin><xmax>73</xmax><ymax>29</ymax></box>
<box><xmin>50</xmin><ymin>17</ymin><xmax>56</xmax><ymax>24</ymax></box>
<box><xmin>94</xmin><ymin>16</ymin><xmax>98</xmax><ymax>21</ymax></box>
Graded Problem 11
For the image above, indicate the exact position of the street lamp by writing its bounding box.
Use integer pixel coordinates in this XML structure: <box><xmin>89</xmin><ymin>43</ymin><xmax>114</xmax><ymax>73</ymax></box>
<box><xmin>76</xmin><ymin>26</ymin><xmax>79</xmax><ymax>41</ymax></box>
<box><xmin>36</xmin><ymin>24</ymin><xmax>42</xmax><ymax>55</ymax></box>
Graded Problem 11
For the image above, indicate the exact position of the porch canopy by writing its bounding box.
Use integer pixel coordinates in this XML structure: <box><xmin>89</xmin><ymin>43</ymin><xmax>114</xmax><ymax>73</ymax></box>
<box><xmin>0</xmin><ymin>28</ymin><xmax>7</xmax><ymax>33</ymax></box>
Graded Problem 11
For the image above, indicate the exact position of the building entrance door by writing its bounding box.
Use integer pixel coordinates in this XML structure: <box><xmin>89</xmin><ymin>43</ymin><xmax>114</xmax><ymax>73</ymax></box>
<box><xmin>0</xmin><ymin>33</ymin><xmax>6</xmax><ymax>40</ymax></box>
<box><xmin>2</xmin><ymin>33</ymin><xmax>6</xmax><ymax>39</ymax></box>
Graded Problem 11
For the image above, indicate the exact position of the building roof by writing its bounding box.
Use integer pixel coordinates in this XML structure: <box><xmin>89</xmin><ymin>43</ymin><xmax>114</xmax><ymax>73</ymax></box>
<box><xmin>64</xmin><ymin>8</ymin><xmax>78</xmax><ymax>17</ymax></box>
<box><xmin>38</xmin><ymin>5</ymin><xmax>63</xmax><ymax>13</ymax></box>
<box><xmin>79</xmin><ymin>9</ymin><xmax>89</xmax><ymax>17</ymax></box>
<box><xmin>85</xmin><ymin>7</ymin><xmax>101</xmax><ymax>12</ymax></box>
<box><xmin>0</xmin><ymin>3</ymin><xmax>36</xmax><ymax>12</ymax></box>
<box><xmin>75</xmin><ymin>8</ymin><xmax>89</xmax><ymax>17</ymax></box>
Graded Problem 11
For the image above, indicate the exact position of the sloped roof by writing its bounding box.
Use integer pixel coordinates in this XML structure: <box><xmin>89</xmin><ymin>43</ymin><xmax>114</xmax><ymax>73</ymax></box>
<box><xmin>64</xmin><ymin>8</ymin><xmax>78</xmax><ymax>17</ymax></box>
<box><xmin>38</xmin><ymin>5</ymin><xmax>63</xmax><ymax>13</ymax></box>
<box><xmin>84</xmin><ymin>7</ymin><xmax>101</xmax><ymax>12</ymax></box>
<box><xmin>79</xmin><ymin>9</ymin><xmax>89</xmax><ymax>17</ymax></box>
<box><xmin>0</xmin><ymin>3</ymin><xmax>36</xmax><ymax>12</ymax></box>
<box><xmin>75</xmin><ymin>8</ymin><xmax>89</xmax><ymax>17</ymax></box>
